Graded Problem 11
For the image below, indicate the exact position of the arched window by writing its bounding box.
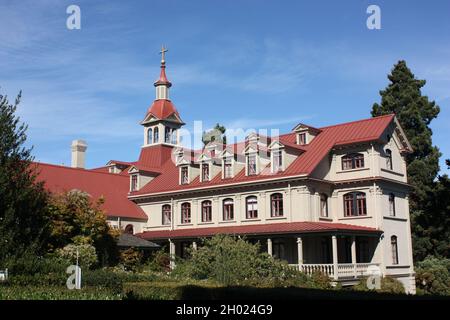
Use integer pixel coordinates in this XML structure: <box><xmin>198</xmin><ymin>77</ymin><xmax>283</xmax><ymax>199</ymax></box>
<box><xmin>342</xmin><ymin>153</ymin><xmax>365</xmax><ymax>170</ymax></box>
<box><xmin>223</xmin><ymin>198</ymin><xmax>234</xmax><ymax>221</ymax></box>
<box><xmin>171</xmin><ymin>129</ymin><xmax>177</xmax><ymax>144</ymax></box>
<box><xmin>162</xmin><ymin>204</ymin><xmax>171</xmax><ymax>225</ymax></box>
<box><xmin>201</xmin><ymin>200</ymin><xmax>212</xmax><ymax>222</ymax></box>
<box><xmin>246</xmin><ymin>196</ymin><xmax>258</xmax><ymax>219</ymax></box>
<box><xmin>154</xmin><ymin>127</ymin><xmax>159</xmax><ymax>143</ymax></box>
<box><xmin>270</xmin><ymin>193</ymin><xmax>283</xmax><ymax>217</ymax></box>
<box><xmin>320</xmin><ymin>194</ymin><xmax>328</xmax><ymax>217</ymax></box>
<box><xmin>386</xmin><ymin>149</ymin><xmax>393</xmax><ymax>170</ymax></box>
<box><xmin>343</xmin><ymin>192</ymin><xmax>367</xmax><ymax>217</ymax></box>
<box><xmin>391</xmin><ymin>236</ymin><xmax>399</xmax><ymax>265</ymax></box>
<box><xmin>124</xmin><ymin>224</ymin><xmax>134</xmax><ymax>235</ymax></box>
<box><xmin>165</xmin><ymin>127</ymin><xmax>171</xmax><ymax>143</ymax></box>
<box><xmin>389</xmin><ymin>193</ymin><xmax>396</xmax><ymax>216</ymax></box>
<box><xmin>147</xmin><ymin>128</ymin><xmax>153</xmax><ymax>144</ymax></box>
<box><xmin>181</xmin><ymin>202</ymin><xmax>191</xmax><ymax>224</ymax></box>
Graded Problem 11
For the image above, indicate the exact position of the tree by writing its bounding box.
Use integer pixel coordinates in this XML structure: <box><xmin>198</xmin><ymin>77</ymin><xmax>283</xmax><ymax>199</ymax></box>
<box><xmin>202</xmin><ymin>123</ymin><xmax>226</xmax><ymax>146</ymax></box>
<box><xmin>0</xmin><ymin>91</ymin><xmax>50</xmax><ymax>261</ymax></box>
<box><xmin>371</xmin><ymin>60</ymin><xmax>445</xmax><ymax>260</ymax></box>
<box><xmin>47</xmin><ymin>190</ymin><xmax>119</xmax><ymax>266</ymax></box>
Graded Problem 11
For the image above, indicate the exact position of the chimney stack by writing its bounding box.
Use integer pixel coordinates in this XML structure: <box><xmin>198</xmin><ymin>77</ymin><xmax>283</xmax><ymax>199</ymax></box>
<box><xmin>71</xmin><ymin>140</ymin><xmax>87</xmax><ymax>169</ymax></box>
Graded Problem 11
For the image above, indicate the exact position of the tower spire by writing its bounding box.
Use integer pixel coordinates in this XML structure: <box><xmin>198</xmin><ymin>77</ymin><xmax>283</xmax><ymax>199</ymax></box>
<box><xmin>154</xmin><ymin>45</ymin><xmax>171</xmax><ymax>100</ymax></box>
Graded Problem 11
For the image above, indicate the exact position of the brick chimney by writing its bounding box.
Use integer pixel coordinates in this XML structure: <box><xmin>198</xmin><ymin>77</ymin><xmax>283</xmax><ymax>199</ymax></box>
<box><xmin>71</xmin><ymin>140</ymin><xmax>87</xmax><ymax>169</ymax></box>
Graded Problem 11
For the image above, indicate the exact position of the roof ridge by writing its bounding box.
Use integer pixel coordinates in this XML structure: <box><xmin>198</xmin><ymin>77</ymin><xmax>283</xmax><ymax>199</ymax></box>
<box><xmin>318</xmin><ymin>114</ymin><xmax>395</xmax><ymax>130</ymax></box>
<box><xmin>33</xmin><ymin>162</ymin><xmax>129</xmax><ymax>179</ymax></box>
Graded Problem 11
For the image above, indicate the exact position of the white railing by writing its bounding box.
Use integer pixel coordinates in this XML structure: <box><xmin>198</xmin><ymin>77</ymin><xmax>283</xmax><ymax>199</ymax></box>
<box><xmin>301</xmin><ymin>264</ymin><xmax>335</xmax><ymax>277</ymax></box>
<box><xmin>289</xmin><ymin>263</ymin><xmax>380</xmax><ymax>279</ymax></box>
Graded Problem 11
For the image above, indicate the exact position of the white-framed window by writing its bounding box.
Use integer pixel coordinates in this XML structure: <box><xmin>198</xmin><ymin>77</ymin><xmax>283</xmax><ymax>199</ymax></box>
<box><xmin>389</xmin><ymin>193</ymin><xmax>396</xmax><ymax>216</ymax></box>
<box><xmin>391</xmin><ymin>236</ymin><xmax>399</xmax><ymax>265</ymax></box>
<box><xmin>181</xmin><ymin>202</ymin><xmax>191</xmax><ymax>224</ymax></box>
<box><xmin>223</xmin><ymin>157</ymin><xmax>233</xmax><ymax>179</ymax></box>
<box><xmin>246</xmin><ymin>196</ymin><xmax>258</xmax><ymax>219</ymax></box>
<box><xmin>272</xmin><ymin>150</ymin><xmax>283</xmax><ymax>172</ymax></box>
<box><xmin>162</xmin><ymin>204</ymin><xmax>171</xmax><ymax>225</ymax></box>
<box><xmin>247</xmin><ymin>154</ymin><xmax>257</xmax><ymax>175</ymax></box>
<box><xmin>201</xmin><ymin>163</ymin><xmax>210</xmax><ymax>182</ymax></box>
<box><xmin>344</xmin><ymin>192</ymin><xmax>367</xmax><ymax>216</ymax></box>
<box><xmin>180</xmin><ymin>166</ymin><xmax>189</xmax><ymax>184</ymax></box>
<box><xmin>223</xmin><ymin>198</ymin><xmax>234</xmax><ymax>220</ymax></box>
<box><xmin>386</xmin><ymin>149</ymin><xmax>393</xmax><ymax>170</ymax></box>
<box><xmin>270</xmin><ymin>193</ymin><xmax>283</xmax><ymax>217</ymax></box>
<box><xmin>153</xmin><ymin>127</ymin><xmax>159</xmax><ymax>143</ymax></box>
<box><xmin>130</xmin><ymin>174</ymin><xmax>138</xmax><ymax>191</ymax></box>
<box><xmin>298</xmin><ymin>132</ymin><xmax>307</xmax><ymax>145</ymax></box>
<box><xmin>147</xmin><ymin>128</ymin><xmax>153</xmax><ymax>144</ymax></box>
<box><xmin>201</xmin><ymin>200</ymin><xmax>212</xmax><ymax>222</ymax></box>
<box><xmin>320</xmin><ymin>194</ymin><xmax>328</xmax><ymax>217</ymax></box>
<box><xmin>342</xmin><ymin>153</ymin><xmax>364</xmax><ymax>170</ymax></box>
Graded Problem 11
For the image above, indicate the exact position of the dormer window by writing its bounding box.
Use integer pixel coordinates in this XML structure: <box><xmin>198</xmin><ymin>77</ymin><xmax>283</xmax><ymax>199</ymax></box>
<box><xmin>180</xmin><ymin>166</ymin><xmax>189</xmax><ymax>184</ymax></box>
<box><xmin>247</xmin><ymin>154</ymin><xmax>257</xmax><ymax>175</ymax></box>
<box><xmin>298</xmin><ymin>132</ymin><xmax>307</xmax><ymax>145</ymax></box>
<box><xmin>342</xmin><ymin>153</ymin><xmax>364</xmax><ymax>170</ymax></box>
<box><xmin>130</xmin><ymin>174</ymin><xmax>138</xmax><ymax>191</ymax></box>
<box><xmin>201</xmin><ymin>163</ymin><xmax>210</xmax><ymax>181</ymax></box>
<box><xmin>223</xmin><ymin>157</ymin><xmax>233</xmax><ymax>178</ymax></box>
<box><xmin>272</xmin><ymin>150</ymin><xmax>283</xmax><ymax>172</ymax></box>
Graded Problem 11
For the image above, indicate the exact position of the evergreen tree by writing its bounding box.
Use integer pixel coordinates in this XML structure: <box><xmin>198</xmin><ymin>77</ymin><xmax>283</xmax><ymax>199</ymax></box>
<box><xmin>0</xmin><ymin>91</ymin><xmax>49</xmax><ymax>261</ymax></box>
<box><xmin>202</xmin><ymin>123</ymin><xmax>227</xmax><ymax>146</ymax></box>
<box><xmin>371</xmin><ymin>60</ymin><xmax>444</xmax><ymax>260</ymax></box>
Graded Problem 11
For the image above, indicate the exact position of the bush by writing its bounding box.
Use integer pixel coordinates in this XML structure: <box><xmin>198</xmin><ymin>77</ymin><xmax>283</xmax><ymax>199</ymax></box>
<box><xmin>0</xmin><ymin>286</ymin><xmax>119</xmax><ymax>300</ymax></box>
<box><xmin>119</xmin><ymin>248</ymin><xmax>143</xmax><ymax>272</ymax></box>
<box><xmin>353</xmin><ymin>276</ymin><xmax>405</xmax><ymax>294</ymax></box>
<box><xmin>171</xmin><ymin>235</ymin><xmax>333</xmax><ymax>289</ymax></box>
<box><xmin>56</xmin><ymin>244</ymin><xmax>98</xmax><ymax>269</ymax></box>
<box><xmin>147</xmin><ymin>250</ymin><xmax>171</xmax><ymax>272</ymax></box>
<box><xmin>415</xmin><ymin>256</ymin><xmax>450</xmax><ymax>295</ymax></box>
<box><xmin>82</xmin><ymin>269</ymin><xmax>124</xmax><ymax>294</ymax></box>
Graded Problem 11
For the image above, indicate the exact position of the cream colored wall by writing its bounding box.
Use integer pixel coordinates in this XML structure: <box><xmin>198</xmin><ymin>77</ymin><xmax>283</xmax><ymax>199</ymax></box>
<box><xmin>107</xmin><ymin>217</ymin><xmax>145</xmax><ymax>234</ymax></box>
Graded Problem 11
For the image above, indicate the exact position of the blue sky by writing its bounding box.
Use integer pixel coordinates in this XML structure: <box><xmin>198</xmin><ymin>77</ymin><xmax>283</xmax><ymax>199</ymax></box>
<box><xmin>0</xmin><ymin>0</ymin><xmax>449</xmax><ymax>173</ymax></box>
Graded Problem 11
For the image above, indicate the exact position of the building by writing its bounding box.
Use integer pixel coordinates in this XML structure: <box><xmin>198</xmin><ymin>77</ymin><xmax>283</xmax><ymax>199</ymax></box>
<box><xmin>36</xmin><ymin>51</ymin><xmax>416</xmax><ymax>293</ymax></box>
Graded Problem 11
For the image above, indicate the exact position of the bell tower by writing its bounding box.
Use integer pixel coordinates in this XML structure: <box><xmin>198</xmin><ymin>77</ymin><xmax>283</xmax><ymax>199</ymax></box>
<box><xmin>141</xmin><ymin>46</ymin><xmax>184</xmax><ymax>147</ymax></box>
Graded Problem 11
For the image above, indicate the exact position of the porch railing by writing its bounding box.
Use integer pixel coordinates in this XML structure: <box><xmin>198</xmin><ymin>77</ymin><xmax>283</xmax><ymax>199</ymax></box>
<box><xmin>289</xmin><ymin>263</ymin><xmax>380</xmax><ymax>280</ymax></box>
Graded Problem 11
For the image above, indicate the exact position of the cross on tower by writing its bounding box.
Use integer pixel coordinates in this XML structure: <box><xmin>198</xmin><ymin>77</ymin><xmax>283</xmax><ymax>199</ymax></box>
<box><xmin>160</xmin><ymin>45</ymin><xmax>168</xmax><ymax>63</ymax></box>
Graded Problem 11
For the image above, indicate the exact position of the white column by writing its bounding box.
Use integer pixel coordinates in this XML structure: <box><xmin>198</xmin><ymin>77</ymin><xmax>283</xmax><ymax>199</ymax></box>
<box><xmin>351</xmin><ymin>236</ymin><xmax>357</xmax><ymax>278</ymax></box>
<box><xmin>297</xmin><ymin>237</ymin><xmax>303</xmax><ymax>268</ymax></box>
<box><xmin>169</xmin><ymin>239</ymin><xmax>176</xmax><ymax>270</ymax></box>
<box><xmin>192</xmin><ymin>241</ymin><xmax>197</xmax><ymax>251</ymax></box>
<box><xmin>332</xmin><ymin>235</ymin><xmax>338</xmax><ymax>280</ymax></box>
<box><xmin>267</xmin><ymin>238</ymin><xmax>273</xmax><ymax>256</ymax></box>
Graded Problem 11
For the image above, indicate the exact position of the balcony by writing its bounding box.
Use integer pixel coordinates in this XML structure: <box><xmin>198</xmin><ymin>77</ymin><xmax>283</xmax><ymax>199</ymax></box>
<box><xmin>288</xmin><ymin>263</ymin><xmax>381</xmax><ymax>280</ymax></box>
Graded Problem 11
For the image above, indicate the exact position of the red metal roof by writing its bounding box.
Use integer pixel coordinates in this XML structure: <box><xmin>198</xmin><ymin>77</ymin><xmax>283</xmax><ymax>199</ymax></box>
<box><xmin>146</xmin><ymin>99</ymin><xmax>180</xmax><ymax>121</ymax></box>
<box><xmin>137</xmin><ymin>221</ymin><xmax>380</xmax><ymax>240</ymax></box>
<box><xmin>34</xmin><ymin>162</ymin><xmax>147</xmax><ymax>220</ymax></box>
<box><xmin>154</xmin><ymin>64</ymin><xmax>172</xmax><ymax>87</ymax></box>
<box><xmin>130</xmin><ymin>114</ymin><xmax>395</xmax><ymax>196</ymax></box>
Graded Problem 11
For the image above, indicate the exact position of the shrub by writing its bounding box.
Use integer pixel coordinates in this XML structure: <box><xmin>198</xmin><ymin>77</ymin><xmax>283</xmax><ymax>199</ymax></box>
<box><xmin>147</xmin><ymin>249</ymin><xmax>171</xmax><ymax>272</ymax></box>
<box><xmin>119</xmin><ymin>248</ymin><xmax>143</xmax><ymax>272</ymax></box>
<box><xmin>415</xmin><ymin>256</ymin><xmax>450</xmax><ymax>295</ymax></box>
<box><xmin>56</xmin><ymin>244</ymin><xmax>98</xmax><ymax>269</ymax></box>
<box><xmin>171</xmin><ymin>235</ymin><xmax>333</xmax><ymax>289</ymax></box>
<box><xmin>82</xmin><ymin>269</ymin><xmax>123</xmax><ymax>294</ymax></box>
<box><xmin>353</xmin><ymin>276</ymin><xmax>405</xmax><ymax>294</ymax></box>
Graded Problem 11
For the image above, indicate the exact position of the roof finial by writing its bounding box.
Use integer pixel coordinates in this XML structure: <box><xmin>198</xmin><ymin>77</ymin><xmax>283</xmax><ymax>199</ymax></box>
<box><xmin>160</xmin><ymin>45</ymin><xmax>168</xmax><ymax>64</ymax></box>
